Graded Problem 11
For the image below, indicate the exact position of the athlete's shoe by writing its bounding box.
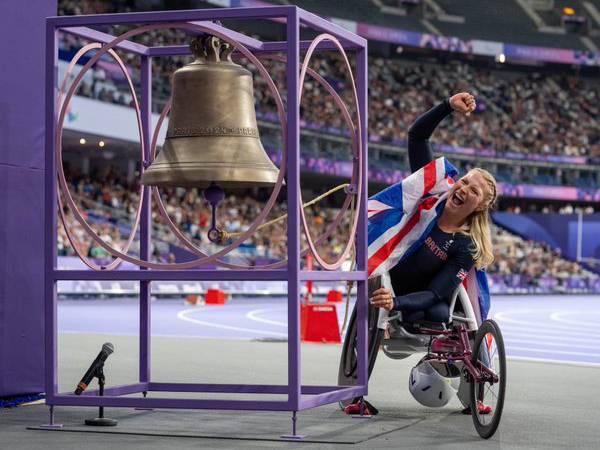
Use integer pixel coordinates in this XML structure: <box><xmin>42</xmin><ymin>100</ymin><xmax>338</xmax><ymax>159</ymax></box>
<box><xmin>461</xmin><ymin>401</ymin><xmax>492</xmax><ymax>415</ymax></box>
<box><xmin>343</xmin><ymin>398</ymin><xmax>379</xmax><ymax>416</ymax></box>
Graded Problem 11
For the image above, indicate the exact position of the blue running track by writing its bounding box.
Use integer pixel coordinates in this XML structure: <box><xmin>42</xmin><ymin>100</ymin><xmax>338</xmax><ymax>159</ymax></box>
<box><xmin>58</xmin><ymin>294</ymin><xmax>600</xmax><ymax>367</ymax></box>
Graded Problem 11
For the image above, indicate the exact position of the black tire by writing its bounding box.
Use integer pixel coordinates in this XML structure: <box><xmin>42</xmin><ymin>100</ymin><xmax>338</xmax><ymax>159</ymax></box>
<box><xmin>337</xmin><ymin>302</ymin><xmax>383</xmax><ymax>408</ymax></box>
<box><xmin>469</xmin><ymin>319</ymin><xmax>506</xmax><ymax>439</ymax></box>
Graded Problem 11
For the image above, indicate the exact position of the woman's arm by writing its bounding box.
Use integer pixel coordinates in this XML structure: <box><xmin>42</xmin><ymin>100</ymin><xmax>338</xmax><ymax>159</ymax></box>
<box><xmin>407</xmin><ymin>100</ymin><xmax>451</xmax><ymax>173</ymax></box>
<box><xmin>425</xmin><ymin>245</ymin><xmax>476</xmax><ymax>302</ymax></box>
<box><xmin>370</xmin><ymin>242</ymin><xmax>476</xmax><ymax>312</ymax></box>
<box><xmin>407</xmin><ymin>93</ymin><xmax>476</xmax><ymax>173</ymax></box>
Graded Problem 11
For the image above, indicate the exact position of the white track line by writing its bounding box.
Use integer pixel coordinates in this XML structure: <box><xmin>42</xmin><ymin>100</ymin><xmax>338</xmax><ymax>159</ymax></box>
<box><xmin>493</xmin><ymin>311</ymin><xmax>600</xmax><ymax>337</ymax></box>
<box><xmin>247</xmin><ymin>307</ymin><xmax>348</xmax><ymax>329</ymax></box>
<box><xmin>496</xmin><ymin>328</ymin><xmax>599</xmax><ymax>344</ymax></box>
<box><xmin>507</xmin><ymin>355</ymin><xmax>600</xmax><ymax>368</ymax></box>
<box><xmin>246</xmin><ymin>308</ymin><xmax>287</xmax><ymax>327</ymax></box>
<box><xmin>549</xmin><ymin>311</ymin><xmax>600</xmax><ymax>328</ymax></box>
<box><xmin>59</xmin><ymin>330</ymin><xmax>274</xmax><ymax>341</ymax></box>
<box><xmin>505</xmin><ymin>345</ymin><xmax>600</xmax><ymax>358</ymax></box>
<box><xmin>504</xmin><ymin>338</ymin><xmax>599</xmax><ymax>350</ymax></box>
<box><xmin>177</xmin><ymin>308</ymin><xmax>288</xmax><ymax>337</ymax></box>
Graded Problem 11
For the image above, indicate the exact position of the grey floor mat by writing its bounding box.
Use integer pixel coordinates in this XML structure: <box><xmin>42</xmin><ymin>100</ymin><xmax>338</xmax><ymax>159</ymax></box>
<box><xmin>29</xmin><ymin>407</ymin><xmax>425</xmax><ymax>444</ymax></box>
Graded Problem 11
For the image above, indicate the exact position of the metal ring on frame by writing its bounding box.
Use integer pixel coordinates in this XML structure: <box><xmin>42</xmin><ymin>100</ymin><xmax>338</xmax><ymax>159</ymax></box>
<box><xmin>55</xmin><ymin>22</ymin><xmax>288</xmax><ymax>270</ymax></box>
<box><xmin>57</xmin><ymin>42</ymin><xmax>144</xmax><ymax>270</ymax></box>
<box><xmin>150</xmin><ymin>54</ymin><xmax>359</xmax><ymax>270</ymax></box>
<box><xmin>297</xmin><ymin>33</ymin><xmax>363</xmax><ymax>270</ymax></box>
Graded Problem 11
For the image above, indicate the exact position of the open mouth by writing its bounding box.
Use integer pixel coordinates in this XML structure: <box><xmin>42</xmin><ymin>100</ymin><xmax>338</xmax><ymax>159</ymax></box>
<box><xmin>451</xmin><ymin>191</ymin><xmax>465</xmax><ymax>206</ymax></box>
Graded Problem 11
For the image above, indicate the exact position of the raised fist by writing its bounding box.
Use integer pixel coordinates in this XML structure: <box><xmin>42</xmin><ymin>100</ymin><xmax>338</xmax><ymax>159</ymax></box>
<box><xmin>449</xmin><ymin>92</ymin><xmax>476</xmax><ymax>116</ymax></box>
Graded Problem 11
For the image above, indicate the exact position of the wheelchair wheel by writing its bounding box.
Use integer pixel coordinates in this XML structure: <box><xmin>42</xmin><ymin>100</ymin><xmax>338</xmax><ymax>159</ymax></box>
<box><xmin>337</xmin><ymin>302</ymin><xmax>383</xmax><ymax>408</ymax></box>
<box><xmin>469</xmin><ymin>319</ymin><xmax>506</xmax><ymax>439</ymax></box>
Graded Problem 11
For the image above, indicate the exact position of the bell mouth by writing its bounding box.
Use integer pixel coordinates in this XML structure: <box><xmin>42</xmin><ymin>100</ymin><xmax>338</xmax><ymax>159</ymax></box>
<box><xmin>141</xmin><ymin>135</ymin><xmax>280</xmax><ymax>190</ymax></box>
<box><xmin>141</xmin><ymin>167</ymin><xmax>279</xmax><ymax>189</ymax></box>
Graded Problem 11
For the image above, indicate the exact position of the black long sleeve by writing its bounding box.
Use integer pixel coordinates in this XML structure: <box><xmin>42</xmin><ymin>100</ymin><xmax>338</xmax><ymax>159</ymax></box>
<box><xmin>407</xmin><ymin>99</ymin><xmax>453</xmax><ymax>173</ymax></box>
<box><xmin>392</xmin><ymin>290</ymin><xmax>438</xmax><ymax>312</ymax></box>
<box><xmin>392</xmin><ymin>245</ymin><xmax>475</xmax><ymax>313</ymax></box>
<box><xmin>390</xmin><ymin>229</ymin><xmax>476</xmax><ymax>308</ymax></box>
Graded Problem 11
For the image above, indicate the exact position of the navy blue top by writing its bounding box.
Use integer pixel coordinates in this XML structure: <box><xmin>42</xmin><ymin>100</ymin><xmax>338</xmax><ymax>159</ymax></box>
<box><xmin>390</xmin><ymin>100</ymin><xmax>476</xmax><ymax>312</ymax></box>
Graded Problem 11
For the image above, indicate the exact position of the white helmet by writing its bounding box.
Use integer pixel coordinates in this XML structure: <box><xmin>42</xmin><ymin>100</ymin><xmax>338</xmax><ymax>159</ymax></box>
<box><xmin>409</xmin><ymin>359</ymin><xmax>457</xmax><ymax>407</ymax></box>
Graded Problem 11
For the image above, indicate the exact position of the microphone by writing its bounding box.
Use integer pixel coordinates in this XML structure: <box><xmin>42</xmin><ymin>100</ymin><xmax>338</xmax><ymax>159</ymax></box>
<box><xmin>74</xmin><ymin>343</ymin><xmax>114</xmax><ymax>395</ymax></box>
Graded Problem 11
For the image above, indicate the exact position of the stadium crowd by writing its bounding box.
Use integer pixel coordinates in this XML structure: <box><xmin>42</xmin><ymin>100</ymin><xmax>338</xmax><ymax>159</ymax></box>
<box><xmin>55</xmin><ymin>1</ymin><xmax>600</xmax><ymax>292</ymax></box>
<box><xmin>58</xmin><ymin>1</ymin><xmax>600</xmax><ymax>160</ymax></box>
<box><xmin>58</xmin><ymin>167</ymin><xmax>349</xmax><ymax>264</ymax></box>
<box><xmin>57</xmin><ymin>168</ymin><xmax>599</xmax><ymax>288</ymax></box>
<box><xmin>488</xmin><ymin>225</ymin><xmax>593</xmax><ymax>282</ymax></box>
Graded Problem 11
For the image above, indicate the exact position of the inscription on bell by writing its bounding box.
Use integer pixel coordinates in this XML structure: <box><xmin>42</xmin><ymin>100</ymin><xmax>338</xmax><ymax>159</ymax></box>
<box><xmin>168</xmin><ymin>127</ymin><xmax>259</xmax><ymax>138</ymax></box>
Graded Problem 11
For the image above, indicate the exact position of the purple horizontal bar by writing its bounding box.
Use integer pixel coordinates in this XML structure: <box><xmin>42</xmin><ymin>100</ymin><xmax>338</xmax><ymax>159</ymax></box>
<box><xmin>66</xmin><ymin>382</ymin><xmax>149</xmax><ymax>397</ymax></box>
<box><xmin>54</xmin><ymin>269</ymin><xmax>289</xmax><ymax>281</ymax></box>
<box><xmin>147</xmin><ymin>20</ymin><xmax>266</xmax><ymax>57</ymax></box>
<box><xmin>299</xmin><ymin>270</ymin><xmax>367</xmax><ymax>281</ymax></box>
<box><xmin>298</xmin><ymin>8</ymin><xmax>367</xmax><ymax>47</ymax></box>
<box><xmin>299</xmin><ymin>386</ymin><xmax>367</xmax><ymax>410</ymax></box>
<box><xmin>59</xmin><ymin>27</ymin><xmax>148</xmax><ymax>55</ymax></box>
<box><xmin>262</xmin><ymin>41</ymin><xmax>360</xmax><ymax>52</ymax></box>
<box><xmin>150</xmin><ymin>382</ymin><xmax>287</xmax><ymax>394</ymax></box>
<box><xmin>300</xmin><ymin>385</ymin><xmax>349</xmax><ymax>394</ymax></box>
<box><xmin>148</xmin><ymin>383</ymin><xmax>349</xmax><ymax>395</ymax></box>
<box><xmin>48</xmin><ymin>395</ymin><xmax>292</xmax><ymax>411</ymax></box>
<box><xmin>190</xmin><ymin>20</ymin><xmax>264</xmax><ymax>48</ymax></box>
<box><xmin>148</xmin><ymin>40</ymin><xmax>352</xmax><ymax>57</ymax></box>
<box><xmin>47</xmin><ymin>6</ymin><xmax>294</xmax><ymax>28</ymax></box>
<box><xmin>147</xmin><ymin>45</ymin><xmax>202</xmax><ymax>57</ymax></box>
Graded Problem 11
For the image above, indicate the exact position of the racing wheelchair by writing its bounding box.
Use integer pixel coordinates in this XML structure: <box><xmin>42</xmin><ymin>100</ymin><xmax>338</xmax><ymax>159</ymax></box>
<box><xmin>338</xmin><ymin>276</ymin><xmax>506</xmax><ymax>439</ymax></box>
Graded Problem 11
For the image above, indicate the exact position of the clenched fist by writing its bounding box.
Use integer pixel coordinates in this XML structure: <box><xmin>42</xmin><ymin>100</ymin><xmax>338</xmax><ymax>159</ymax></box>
<box><xmin>449</xmin><ymin>92</ymin><xmax>476</xmax><ymax>116</ymax></box>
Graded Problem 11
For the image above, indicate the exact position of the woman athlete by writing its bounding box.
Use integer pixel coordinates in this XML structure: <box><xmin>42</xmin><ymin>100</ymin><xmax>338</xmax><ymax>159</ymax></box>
<box><xmin>369</xmin><ymin>92</ymin><xmax>497</xmax><ymax>322</ymax></box>
<box><xmin>341</xmin><ymin>93</ymin><xmax>497</xmax><ymax>416</ymax></box>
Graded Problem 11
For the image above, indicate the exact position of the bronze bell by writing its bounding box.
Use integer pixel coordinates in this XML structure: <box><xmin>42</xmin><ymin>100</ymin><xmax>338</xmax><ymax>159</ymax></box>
<box><xmin>141</xmin><ymin>36</ymin><xmax>279</xmax><ymax>189</ymax></box>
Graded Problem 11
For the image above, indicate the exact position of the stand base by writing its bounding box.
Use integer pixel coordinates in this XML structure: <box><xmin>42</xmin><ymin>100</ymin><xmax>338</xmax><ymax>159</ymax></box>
<box><xmin>84</xmin><ymin>417</ymin><xmax>118</xmax><ymax>427</ymax></box>
<box><xmin>39</xmin><ymin>423</ymin><xmax>63</xmax><ymax>429</ymax></box>
<box><xmin>280</xmin><ymin>434</ymin><xmax>306</xmax><ymax>440</ymax></box>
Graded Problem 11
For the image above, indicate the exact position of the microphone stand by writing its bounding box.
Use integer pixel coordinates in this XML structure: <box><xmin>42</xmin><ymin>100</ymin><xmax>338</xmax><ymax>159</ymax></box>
<box><xmin>84</xmin><ymin>365</ymin><xmax>118</xmax><ymax>427</ymax></box>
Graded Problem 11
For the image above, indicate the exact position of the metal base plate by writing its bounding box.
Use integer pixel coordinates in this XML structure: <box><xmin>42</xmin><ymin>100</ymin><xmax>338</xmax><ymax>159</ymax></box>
<box><xmin>280</xmin><ymin>434</ymin><xmax>306</xmax><ymax>440</ymax></box>
<box><xmin>39</xmin><ymin>423</ymin><xmax>63</xmax><ymax>429</ymax></box>
<box><xmin>84</xmin><ymin>417</ymin><xmax>118</xmax><ymax>427</ymax></box>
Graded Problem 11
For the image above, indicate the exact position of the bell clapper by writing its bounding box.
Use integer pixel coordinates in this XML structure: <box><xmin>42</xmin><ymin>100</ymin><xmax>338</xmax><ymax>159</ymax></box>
<box><xmin>203</xmin><ymin>182</ymin><xmax>226</xmax><ymax>244</ymax></box>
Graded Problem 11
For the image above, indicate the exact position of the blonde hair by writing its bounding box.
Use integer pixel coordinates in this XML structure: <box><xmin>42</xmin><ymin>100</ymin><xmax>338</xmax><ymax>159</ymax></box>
<box><xmin>457</xmin><ymin>168</ymin><xmax>497</xmax><ymax>270</ymax></box>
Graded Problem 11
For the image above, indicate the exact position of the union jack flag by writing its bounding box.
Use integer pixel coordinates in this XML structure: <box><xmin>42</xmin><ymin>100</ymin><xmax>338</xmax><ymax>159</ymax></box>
<box><xmin>367</xmin><ymin>157</ymin><xmax>490</xmax><ymax>323</ymax></box>
<box><xmin>368</xmin><ymin>157</ymin><xmax>457</xmax><ymax>277</ymax></box>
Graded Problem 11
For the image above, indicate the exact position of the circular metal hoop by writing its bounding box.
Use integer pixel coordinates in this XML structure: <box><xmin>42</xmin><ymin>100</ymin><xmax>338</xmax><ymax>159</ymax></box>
<box><xmin>57</xmin><ymin>42</ymin><xmax>145</xmax><ymax>270</ymax></box>
<box><xmin>150</xmin><ymin>54</ymin><xmax>359</xmax><ymax>270</ymax></box>
<box><xmin>56</xmin><ymin>22</ymin><xmax>288</xmax><ymax>270</ymax></box>
<box><xmin>297</xmin><ymin>34</ymin><xmax>363</xmax><ymax>270</ymax></box>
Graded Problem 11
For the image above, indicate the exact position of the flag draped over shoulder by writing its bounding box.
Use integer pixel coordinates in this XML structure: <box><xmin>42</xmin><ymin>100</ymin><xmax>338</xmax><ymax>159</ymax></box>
<box><xmin>367</xmin><ymin>157</ymin><xmax>490</xmax><ymax>323</ymax></box>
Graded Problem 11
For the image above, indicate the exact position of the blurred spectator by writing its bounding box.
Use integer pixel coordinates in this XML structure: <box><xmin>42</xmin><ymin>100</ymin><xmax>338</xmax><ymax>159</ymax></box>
<box><xmin>57</xmin><ymin>1</ymin><xmax>600</xmax><ymax>160</ymax></box>
<box><xmin>58</xmin><ymin>167</ymin><xmax>599</xmax><ymax>291</ymax></box>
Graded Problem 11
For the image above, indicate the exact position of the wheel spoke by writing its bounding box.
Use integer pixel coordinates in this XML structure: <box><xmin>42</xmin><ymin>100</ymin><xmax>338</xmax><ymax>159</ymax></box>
<box><xmin>485</xmin><ymin>385</ymin><xmax>498</xmax><ymax>401</ymax></box>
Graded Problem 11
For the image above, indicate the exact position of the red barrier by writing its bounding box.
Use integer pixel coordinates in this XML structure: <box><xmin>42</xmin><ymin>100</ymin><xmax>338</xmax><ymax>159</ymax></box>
<box><xmin>300</xmin><ymin>303</ymin><xmax>341</xmax><ymax>344</ymax></box>
<box><xmin>326</xmin><ymin>289</ymin><xmax>343</xmax><ymax>303</ymax></box>
<box><xmin>205</xmin><ymin>289</ymin><xmax>227</xmax><ymax>305</ymax></box>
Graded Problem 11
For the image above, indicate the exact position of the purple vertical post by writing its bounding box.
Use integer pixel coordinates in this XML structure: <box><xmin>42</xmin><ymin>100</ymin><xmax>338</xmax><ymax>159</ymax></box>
<box><xmin>286</xmin><ymin>7</ymin><xmax>301</xmax><ymax>410</ymax></box>
<box><xmin>44</xmin><ymin>20</ymin><xmax>58</xmax><ymax>402</ymax></box>
<box><xmin>139</xmin><ymin>55</ymin><xmax>152</xmax><ymax>384</ymax></box>
<box><xmin>355</xmin><ymin>45</ymin><xmax>369</xmax><ymax>386</ymax></box>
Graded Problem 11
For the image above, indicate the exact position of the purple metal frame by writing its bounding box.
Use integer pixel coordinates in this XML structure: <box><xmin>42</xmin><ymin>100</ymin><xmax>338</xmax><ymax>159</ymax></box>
<box><xmin>44</xmin><ymin>5</ymin><xmax>369</xmax><ymax>431</ymax></box>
